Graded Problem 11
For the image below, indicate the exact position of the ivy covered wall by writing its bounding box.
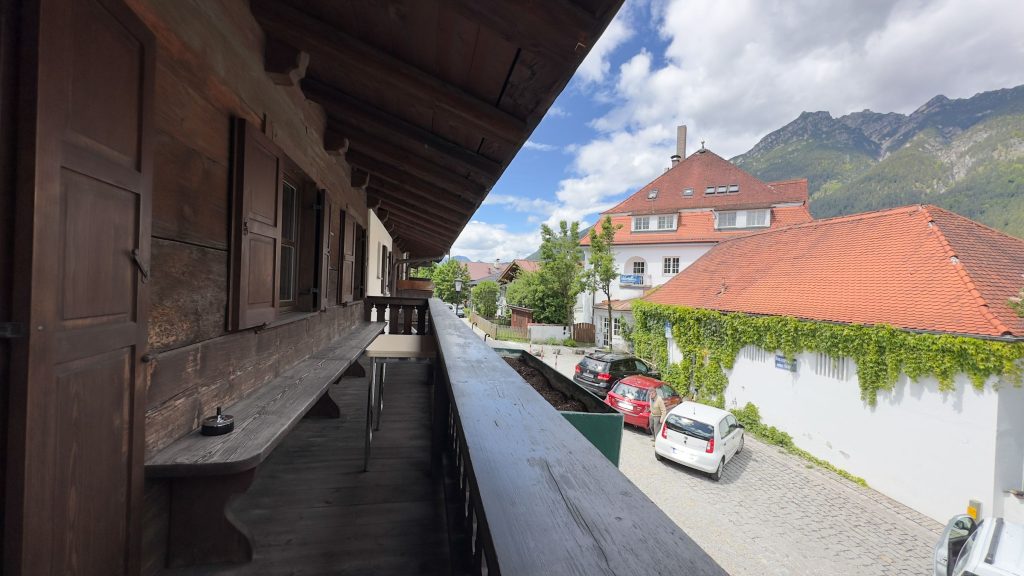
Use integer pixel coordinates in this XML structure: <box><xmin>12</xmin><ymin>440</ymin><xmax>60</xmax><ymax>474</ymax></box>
<box><xmin>631</xmin><ymin>301</ymin><xmax>1024</xmax><ymax>407</ymax></box>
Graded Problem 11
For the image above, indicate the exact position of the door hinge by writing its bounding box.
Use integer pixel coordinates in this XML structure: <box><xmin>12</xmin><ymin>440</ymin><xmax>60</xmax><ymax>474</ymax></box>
<box><xmin>0</xmin><ymin>323</ymin><xmax>26</xmax><ymax>339</ymax></box>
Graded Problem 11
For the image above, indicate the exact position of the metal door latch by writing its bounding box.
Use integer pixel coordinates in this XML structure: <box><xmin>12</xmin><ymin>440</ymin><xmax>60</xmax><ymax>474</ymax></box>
<box><xmin>131</xmin><ymin>248</ymin><xmax>150</xmax><ymax>283</ymax></box>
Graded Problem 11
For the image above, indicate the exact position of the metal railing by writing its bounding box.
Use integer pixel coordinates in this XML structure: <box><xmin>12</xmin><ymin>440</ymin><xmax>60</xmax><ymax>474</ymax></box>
<box><xmin>428</xmin><ymin>299</ymin><xmax>726</xmax><ymax>575</ymax></box>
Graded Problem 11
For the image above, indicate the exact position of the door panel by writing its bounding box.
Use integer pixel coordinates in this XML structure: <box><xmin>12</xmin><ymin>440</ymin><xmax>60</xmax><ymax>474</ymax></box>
<box><xmin>7</xmin><ymin>0</ymin><xmax>154</xmax><ymax>574</ymax></box>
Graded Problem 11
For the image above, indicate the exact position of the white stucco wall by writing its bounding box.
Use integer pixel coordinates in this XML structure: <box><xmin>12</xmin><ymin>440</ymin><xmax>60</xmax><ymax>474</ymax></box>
<box><xmin>577</xmin><ymin>242</ymin><xmax>714</xmax><ymax>323</ymax></box>
<box><xmin>366</xmin><ymin>210</ymin><xmax>393</xmax><ymax>297</ymax></box>
<box><xmin>529</xmin><ymin>324</ymin><xmax>572</xmax><ymax>343</ymax></box>
<box><xmin>717</xmin><ymin>345</ymin><xmax>1016</xmax><ymax>523</ymax></box>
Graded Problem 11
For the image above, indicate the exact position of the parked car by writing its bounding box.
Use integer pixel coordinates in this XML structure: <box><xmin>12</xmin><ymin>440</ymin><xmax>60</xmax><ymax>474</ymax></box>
<box><xmin>604</xmin><ymin>375</ymin><xmax>682</xmax><ymax>433</ymax></box>
<box><xmin>934</xmin><ymin>514</ymin><xmax>1023</xmax><ymax>576</ymax></box>
<box><xmin>653</xmin><ymin>401</ymin><xmax>745</xmax><ymax>481</ymax></box>
<box><xmin>573</xmin><ymin>351</ymin><xmax>659</xmax><ymax>398</ymax></box>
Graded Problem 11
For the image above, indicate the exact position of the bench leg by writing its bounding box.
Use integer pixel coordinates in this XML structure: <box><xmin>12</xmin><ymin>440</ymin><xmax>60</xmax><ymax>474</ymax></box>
<box><xmin>305</xmin><ymin>390</ymin><xmax>341</xmax><ymax>419</ymax></box>
<box><xmin>342</xmin><ymin>360</ymin><xmax>366</xmax><ymax>378</ymax></box>
<box><xmin>166</xmin><ymin>469</ymin><xmax>256</xmax><ymax>567</ymax></box>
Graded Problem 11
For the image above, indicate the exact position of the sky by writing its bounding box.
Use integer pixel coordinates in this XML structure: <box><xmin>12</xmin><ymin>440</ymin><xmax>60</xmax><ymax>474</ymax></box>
<box><xmin>450</xmin><ymin>0</ymin><xmax>1024</xmax><ymax>262</ymax></box>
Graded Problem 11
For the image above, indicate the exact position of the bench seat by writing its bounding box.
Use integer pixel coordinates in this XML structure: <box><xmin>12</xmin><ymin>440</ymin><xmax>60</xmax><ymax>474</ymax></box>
<box><xmin>145</xmin><ymin>320</ymin><xmax>384</xmax><ymax>567</ymax></box>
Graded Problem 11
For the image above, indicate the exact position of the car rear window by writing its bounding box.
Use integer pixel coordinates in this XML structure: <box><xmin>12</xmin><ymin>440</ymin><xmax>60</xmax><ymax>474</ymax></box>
<box><xmin>610</xmin><ymin>382</ymin><xmax>649</xmax><ymax>401</ymax></box>
<box><xmin>665</xmin><ymin>414</ymin><xmax>714</xmax><ymax>440</ymax></box>
<box><xmin>580</xmin><ymin>357</ymin><xmax>607</xmax><ymax>371</ymax></box>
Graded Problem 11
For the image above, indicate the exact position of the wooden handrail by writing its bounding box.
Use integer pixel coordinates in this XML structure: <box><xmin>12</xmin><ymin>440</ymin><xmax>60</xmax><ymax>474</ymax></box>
<box><xmin>428</xmin><ymin>299</ymin><xmax>727</xmax><ymax>575</ymax></box>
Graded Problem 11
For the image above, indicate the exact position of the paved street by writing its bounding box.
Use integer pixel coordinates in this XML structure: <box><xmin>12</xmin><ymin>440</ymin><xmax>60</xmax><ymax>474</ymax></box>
<box><xmin>619</xmin><ymin>426</ymin><xmax>942</xmax><ymax>576</ymax></box>
<box><xmin>471</xmin><ymin>326</ymin><xmax>945</xmax><ymax>576</ymax></box>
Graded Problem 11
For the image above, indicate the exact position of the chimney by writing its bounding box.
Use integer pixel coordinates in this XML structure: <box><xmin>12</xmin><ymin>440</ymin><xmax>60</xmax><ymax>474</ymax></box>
<box><xmin>676</xmin><ymin>125</ymin><xmax>687</xmax><ymax>159</ymax></box>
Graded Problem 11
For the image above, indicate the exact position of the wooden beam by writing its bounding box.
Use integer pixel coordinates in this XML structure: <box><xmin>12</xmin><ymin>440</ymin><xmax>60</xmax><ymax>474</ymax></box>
<box><xmin>347</xmin><ymin>152</ymin><xmax>478</xmax><ymax>213</ymax></box>
<box><xmin>337</xmin><ymin>128</ymin><xmax>485</xmax><ymax>198</ymax></box>
<box><xmin>367</xmin><ymin>176</ymin><xmax>476</xmax><ymax>223</ymax></box>
<box><xmin>382</xmin><ymin>210</ymin><xmax>462</xmax><ymax>243</ymax></box>
<box><xmin>264</xmin><ymin>35</ymin><xmax>309</xmax><ymax>86</ymax></box>
<box><xmin>251</xmin><ymin>0</ymin><xmax>528</xmax><ymax>144</ymax></box>
<box><xmin>302</xmin><ymin>78</ymin><xmax>503</xmax><ymax>182</ymax></box>
<box><xmin>367</xmin><ymin>188</ymin><xmax>467</xmax><ymax>231</ymax></box>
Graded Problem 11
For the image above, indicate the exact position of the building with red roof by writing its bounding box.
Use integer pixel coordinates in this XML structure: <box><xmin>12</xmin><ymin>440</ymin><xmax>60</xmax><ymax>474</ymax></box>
<box><xmin>643</xmin><ymin>204</ymin><xmax>1024</xmax><ymax>523</ymax></box>
<box><xmin>577</xmin><ymin>130</ymin><xmax>813</xmax><ymax>347</ymax></box>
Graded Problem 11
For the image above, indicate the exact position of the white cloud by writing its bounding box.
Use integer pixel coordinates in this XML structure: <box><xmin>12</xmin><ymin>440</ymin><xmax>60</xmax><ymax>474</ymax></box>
<box><xmin>547</xmin><ymin>105</ymin><xmax>570</xmax><ymax>118</ymax></box>
<box><xmin>450</xmin><ymin>221</ymin><xmax>540</xmax><ymax>261</ymax></box>
<box><xmin>523</xmin><ymin>140</ymin><xmax>558</xmax><ymax>152</ymax></box>
<box><xmin>576</xmin><ymin>8</ymin><xmax>635</xmax><ymax>84</ymax></box>
<box><xmin>483</xmin><ymin>193</ymin><xmax>557</xmax><ymax>213</ymax></box>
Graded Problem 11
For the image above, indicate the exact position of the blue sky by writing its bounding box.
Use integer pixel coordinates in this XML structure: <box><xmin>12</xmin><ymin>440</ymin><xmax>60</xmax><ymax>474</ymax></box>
<box><xmin>451</xmin><ymin>0</ymin><xmax>1024</xmax><ymax>262</ymax></box>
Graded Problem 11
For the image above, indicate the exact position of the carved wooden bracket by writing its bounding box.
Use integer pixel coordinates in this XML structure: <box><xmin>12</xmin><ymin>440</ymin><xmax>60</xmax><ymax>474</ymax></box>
<box><xmin>351</xmin><ymin>167</ymin><xmax>371</xmax><ymax>189</ymax></box>
<box><xmin>265</xmin><ymin>35</ymin><xmax>309</xmax><ymax>86</ymax></box>
<box><xmin>324</xmin><ymin>129</ymin><xmax>349</xmax><ymax>158</ymax></box>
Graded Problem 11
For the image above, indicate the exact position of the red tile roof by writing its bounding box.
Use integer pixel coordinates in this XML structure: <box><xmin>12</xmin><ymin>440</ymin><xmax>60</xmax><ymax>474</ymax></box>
<box><xmin>465</xmin><ymin>261</ymin><xmax>496</xmax><ymax>281</ymax></box>
<box><xmin>497</xmin><ymin>259</ymin><xmax>540</xmax><ymax>283</ymax></box>
<box><xmin>605</xmin><ymin>148</ymin><xmax>809</xmax><ymax>215</ymax></box>
<box><xmin>643</xmin><ymin>205</ymin><xmax>1024</xmax><ymax>338</ymax></box>
<box><xmin>581</xmin><ymin>206</ymin><xmax>812</xmax><ymax>246</ymax></box>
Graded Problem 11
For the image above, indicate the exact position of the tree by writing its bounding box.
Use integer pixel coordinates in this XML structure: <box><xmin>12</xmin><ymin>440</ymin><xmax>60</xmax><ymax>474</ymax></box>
<box><xmin>431</xmin><ymin>259</ymin><xmax>470</xmax><ymax>304</ymax></box>
<box><xmin>471</xmin><ymin>280</ymin><xmax>499</xmax><ymax>319</ymax></box>
<box><xmin>586</xmin><ymin>215</ymin><xmax>621</xmax><ymax>349</ymax></box>
<box><xmin>505</xmin><ymin>270</ymin><xmax>563</xmax><ymax>323</ymax></box>
<box><xmin>538</xmin><ymin>221</ymin><xmax>585</xmax><ymax>325</ymax></box>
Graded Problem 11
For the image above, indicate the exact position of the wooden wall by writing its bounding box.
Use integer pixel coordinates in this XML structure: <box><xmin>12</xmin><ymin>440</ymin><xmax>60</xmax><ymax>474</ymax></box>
<box><xmin>0</xmin><ymin>0</ymin><xmax>17</xmax><ymax>564</ymax></box>
<box><xmin>123</xmin><ymin>0</ymin><xmax>370</xmax><ymax>454</ymax></box>
<box><xmin>115</xmin><ymin>2</ymin><xmax>372</xmax><ymax>572</ymax></box>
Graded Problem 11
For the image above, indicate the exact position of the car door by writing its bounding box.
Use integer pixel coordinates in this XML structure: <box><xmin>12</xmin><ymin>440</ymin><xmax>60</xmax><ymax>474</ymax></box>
<box><xmin>725</xmin><ymin>415</ymin><xmax>742</xmax><ymax>459</ymax></box>
<box><xmin>660</xmin><ymin>385</ymin><xmax>682</xmax><ymax>410</ymax></box>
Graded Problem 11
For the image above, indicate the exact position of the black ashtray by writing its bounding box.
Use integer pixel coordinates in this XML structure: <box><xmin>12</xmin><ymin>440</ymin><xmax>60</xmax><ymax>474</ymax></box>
<box><xmin>201</xmin><ymin>406</ymin><xmax>235</xmax><ymax>436</ymax></box>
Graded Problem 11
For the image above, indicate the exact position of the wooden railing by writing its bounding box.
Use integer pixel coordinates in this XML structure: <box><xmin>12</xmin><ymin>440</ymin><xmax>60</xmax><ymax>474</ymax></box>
<box><xmin>364</xmin><ymin>296</ymin><xmax>431</xmax><ymax>335</ymax></box>
<box><xmin>428</xmin><ymin>298</ymin><xmax>727</xmax><ymax>576</ymax></box>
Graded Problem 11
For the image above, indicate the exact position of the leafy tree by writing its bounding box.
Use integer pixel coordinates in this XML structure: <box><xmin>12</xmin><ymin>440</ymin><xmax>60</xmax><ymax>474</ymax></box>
<box><xmin>410</xmin><ymin>264</ymin><xmax>435</xmax><ymax>279</ymax></box>
<box><xmin>538</xmin><ymin>221</ymin><xmax>585</xmax><ymax>325</ymax></box>
<box><xmin>431</xmin><ymin>259</ymin><xmax>470</xmax><ymax>304</ymax></box>
<box><xmin>585</xmin><ymin>215</ymin><xmax>621</xmax><ymax>349</ymax></box>
<box><xmin>471</xmin><ymin>280</ymin><xmax>500</xmax><ymax>319</ymax></box>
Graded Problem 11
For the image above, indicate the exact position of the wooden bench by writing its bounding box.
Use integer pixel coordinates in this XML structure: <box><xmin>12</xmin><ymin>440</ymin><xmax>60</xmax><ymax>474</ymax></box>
<box><xmin>145</xmin><ymin>321</ymin><xmax>384</xmax><ymax>568</ymax></box>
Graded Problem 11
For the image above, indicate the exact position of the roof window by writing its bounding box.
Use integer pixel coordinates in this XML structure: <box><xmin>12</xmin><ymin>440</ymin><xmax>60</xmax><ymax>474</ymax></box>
<box><xmin>717</xmin><ymin>185</ymin><xmax>728</xmax><ymax>193</ymax></box>
<box><xmin>647</xmin><ymin>189</ymin><xmax>659</xmax><ymax>199</ymax></box>
<box><xmin>705</xmin><ymin>186</ymin><xmax>716</xmax><ymax>195</ymax></box>
<box><xmin>728</xmin><ymin>185</ymin><xmax>739</xmax><ymax>193</ymax></box>
<box><xmin>683</xmin><ymin>188</ymin><xmax>693</xmax><ymax>197</ymax></box>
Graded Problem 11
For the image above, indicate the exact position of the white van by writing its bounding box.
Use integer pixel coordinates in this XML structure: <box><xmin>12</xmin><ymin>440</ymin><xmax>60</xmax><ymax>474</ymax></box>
<box><xmin>653</xmin><ymin>401</ymin><xmax>745</xmax><ymax>481</ymax></box>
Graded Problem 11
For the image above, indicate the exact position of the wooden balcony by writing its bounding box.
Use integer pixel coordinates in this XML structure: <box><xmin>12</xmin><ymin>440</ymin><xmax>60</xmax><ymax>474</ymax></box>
<box><xmin>162</xmin><ymin>298</ymin><xmax>725</xmax><ymax>575</ymax></box>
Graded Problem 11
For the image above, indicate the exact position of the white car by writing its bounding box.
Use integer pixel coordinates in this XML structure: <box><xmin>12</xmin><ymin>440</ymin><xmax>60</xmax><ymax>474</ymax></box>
<box><xmin>654</xmin><ymin>401</ymin><xmax>745</xmax><ymax>481</ymax></box>
<box><xmin>934</xmin><ymin>514</ymin><xmax>1023</xmax><ymax>576</ymax></box>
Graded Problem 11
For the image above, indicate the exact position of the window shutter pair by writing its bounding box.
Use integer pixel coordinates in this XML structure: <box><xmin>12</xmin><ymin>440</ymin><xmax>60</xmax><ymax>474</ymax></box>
<box><xmin>230</xmin><ymin>118</ymin><xmax>332</xmax><ymax>329</ymax></box>
<box><xmin>339</xmin><ymin>210</ymin><xmax>355</xmax><ymax>304</ymax></box>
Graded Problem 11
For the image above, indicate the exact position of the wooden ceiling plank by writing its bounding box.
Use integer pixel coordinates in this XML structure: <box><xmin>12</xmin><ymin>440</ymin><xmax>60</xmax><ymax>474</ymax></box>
<box><xmin>302</xmin><ymin>78</ymin><xmax>502</xmax><ymax>180</ymax></box>
<box><xmin>451</xmin><ymin>0</ymin><xmax>600</xmax><ymax>63</ymax></box>
<box><xmin>251</xmin><ymin>0</ymin><xmax>528</xmax><ymax>144</ymax></box>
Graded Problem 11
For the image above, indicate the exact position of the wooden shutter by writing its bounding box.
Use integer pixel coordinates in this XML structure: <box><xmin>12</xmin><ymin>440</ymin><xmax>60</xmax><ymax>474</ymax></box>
<box><xmin>317</xmin><ymin>190</ymin><xmax>332</xmax><ymax>311</ymax></box>
<box><xmin>230</xmin><ymin>118</ymin><xmax>282</xmax><ymax>329</ymax></box>
<box><xmin>6</xmin><ymin>0</ymin><xmax>154</xmax><ymax>573</ymax></box>
<box><xmin>339</xmin><ymin>209</ymin><xmax>354</xmax><ymax>304</ymax></box>
<box><xmin>355</xmin><ymin>224</ymin><xmax>367</xmax><ymax>300</ymax></box>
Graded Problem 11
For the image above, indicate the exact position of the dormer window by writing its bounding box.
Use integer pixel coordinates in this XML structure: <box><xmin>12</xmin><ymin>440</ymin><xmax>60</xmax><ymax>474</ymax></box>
<box><xmin>716</xmin><ymin>211</ymin><xmax>737</xmax><ymax>229</ymax></box>
<box><xmin>633</xmin><ymin>216</ymin><xmax>650</xmax><ymax>231</ymax></box>
<box><xmin>715</xmin><ymin>209</ymin><xmax>770</xmax><ymax>229</ymax></box>
<box><xmin>633</xmin><ymin>214</ymin><xmax>677</xmax><ymax>231</ymax></box>
<box><xmin>656</xmin><ymin>215</ymin><xmax>676</xmax><ymax>230</ymax></box>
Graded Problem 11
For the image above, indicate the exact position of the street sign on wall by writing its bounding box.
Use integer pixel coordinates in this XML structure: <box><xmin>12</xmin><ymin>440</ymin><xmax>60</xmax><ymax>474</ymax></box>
<box><xmin>775</xmin><ymin>354</ymin><xmax>797</xmax><ymax>372</ymax></box>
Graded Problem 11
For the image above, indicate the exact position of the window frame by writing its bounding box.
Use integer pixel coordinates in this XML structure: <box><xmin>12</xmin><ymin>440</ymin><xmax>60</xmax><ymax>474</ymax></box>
<box><xmin>716</xmin><ymin>211</ymin><xmax>738</xmax><ymax>229</ymax></box>
<box><xmin>632</xmin><ymin>260</ymin><xmax>646</xmax><ymax>275</ymax></box>
<box><xmin>663</xmin><ymin>256</ymin><xmax>680</xmax><ymax>275</ymax></box>
<box><xmin>632</xmin><ymin>216</ymin><xmax>650</xmax><ymax>231</ymax></box>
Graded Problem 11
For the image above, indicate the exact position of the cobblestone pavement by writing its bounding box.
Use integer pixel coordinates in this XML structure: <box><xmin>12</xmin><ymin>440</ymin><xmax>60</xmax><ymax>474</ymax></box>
<box><xmin>619</xmin><ymin>427</ymin><xmax>943</xmax><ymax>575</ymax></box>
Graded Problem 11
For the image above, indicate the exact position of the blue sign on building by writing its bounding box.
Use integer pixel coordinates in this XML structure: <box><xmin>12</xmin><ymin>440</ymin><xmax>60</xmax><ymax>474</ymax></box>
<box><xmin>619</xmin><ymin>274</ymin><xmax>644</xmax><ymax>286</ymax></box>
<box><xmin>774</xmin><ymin>354</ymin><xmax>797</xmax><ymax>372</ymax></box>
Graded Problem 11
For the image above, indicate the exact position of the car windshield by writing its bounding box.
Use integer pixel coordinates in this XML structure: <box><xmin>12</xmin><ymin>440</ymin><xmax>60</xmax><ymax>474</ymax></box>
<box><xmin>665</xmin><ymin>414</ymin><xmax>714</xmax><ymax>440</ymax></box>
<box><xmin>580</xmin><ymin>357</ymin><xmax>607</xmax><ymax>371</ymax></box>
<box><xmin>611</xmin><ymin>382</ymin><xmax>649</xmax><ymax>401</ymax></box>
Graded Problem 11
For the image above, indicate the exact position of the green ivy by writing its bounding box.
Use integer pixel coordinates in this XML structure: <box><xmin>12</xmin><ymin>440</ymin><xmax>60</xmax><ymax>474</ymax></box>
<box><xmin>632</xmin><ymin>301</ymin><xmax>1024</xmax><ymax>407</ymax></box>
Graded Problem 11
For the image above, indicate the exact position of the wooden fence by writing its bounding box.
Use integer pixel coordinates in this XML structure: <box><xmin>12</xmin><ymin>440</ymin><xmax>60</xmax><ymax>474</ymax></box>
<box><xmin>572</xmin><ymin>322</ymin><xmax>596</xmax><ymax>343</ymax></box>
<box><xmin>471</xmin><ymin>312</ymin><xmax>528</xmax><ymax>341</ymax></box>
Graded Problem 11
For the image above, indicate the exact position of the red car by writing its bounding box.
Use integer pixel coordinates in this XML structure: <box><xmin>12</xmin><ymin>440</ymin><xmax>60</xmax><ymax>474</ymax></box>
<box><xmin>604</xmin><ymin>375</ymin><xmax>682</xmax><ymax>433</ymax></box>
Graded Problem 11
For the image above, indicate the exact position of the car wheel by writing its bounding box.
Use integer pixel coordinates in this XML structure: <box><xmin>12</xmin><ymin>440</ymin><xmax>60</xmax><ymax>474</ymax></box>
<box><xmin>737</xmin><ymin>434</ymin><xmax>744</xmax><ymax>454</ymax></box>
<box><xmin>654</xmin><ymin>451</ymin><xmax>664</xmax><ymax>462</ymax></box>
<box><xmin>711</xmin><ymin>458</ymin><xmax>724</xmax><ymax>482</ymax></box>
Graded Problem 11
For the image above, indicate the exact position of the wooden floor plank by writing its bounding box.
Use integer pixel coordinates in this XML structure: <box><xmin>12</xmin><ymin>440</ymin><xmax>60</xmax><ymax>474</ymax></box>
<box><xmin>162</xmin><ymin>362</ymin><xmax>450</xmax><ymax>576</ymax></box>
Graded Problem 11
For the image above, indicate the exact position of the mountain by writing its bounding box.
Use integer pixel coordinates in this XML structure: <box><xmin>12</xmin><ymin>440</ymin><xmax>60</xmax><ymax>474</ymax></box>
<box><xmin>733</xmin><ymin>85</ymin><xmax>1024</xmax><ymax>237</ymax></box>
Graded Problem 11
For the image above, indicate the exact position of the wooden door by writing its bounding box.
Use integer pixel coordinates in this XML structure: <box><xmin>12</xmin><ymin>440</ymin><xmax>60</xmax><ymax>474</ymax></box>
<box><xmin>6</xmin><ymin>0</ymin><xmax>154</xmax><ymax>574</ymax></box>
